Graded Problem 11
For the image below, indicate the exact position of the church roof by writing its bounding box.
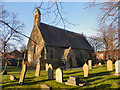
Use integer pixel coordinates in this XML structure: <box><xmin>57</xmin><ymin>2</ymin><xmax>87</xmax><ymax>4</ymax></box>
<box><xmin>38</xmin><ymin>23</ymin><xmax>93</xmax><ymax>50</ymax></box>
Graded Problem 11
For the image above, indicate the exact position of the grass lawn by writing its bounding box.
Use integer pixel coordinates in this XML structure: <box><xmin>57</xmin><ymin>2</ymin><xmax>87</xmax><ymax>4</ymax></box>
<box><xmin>1</xmin><ymin>64</ymin><xmax>120</xmax><ymax>89</ymax></box>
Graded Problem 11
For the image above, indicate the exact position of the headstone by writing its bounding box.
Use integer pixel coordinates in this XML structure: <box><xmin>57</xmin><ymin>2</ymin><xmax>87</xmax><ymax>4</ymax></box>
<box><xmin>49</xmin><ymin>64</ymin><xmax>53</xmax><ymax>70</ymax></box>
<box><xmin>88</xmin><ymin>60</ymin><xmax>92</xmax><ymax>69</ymax></box>
<box><xmin>115</xmin><ymin>60</ymin><xmax>120</xmax><ymax>75</ymax></box>
<box><xmin>48</xmin><ymin>68</ymin><xmax>53</xmax><ymax>80</ymax></box>
<box><xmin>17</xmin><ymin>60</ymin><xmax>20</xmax><ymax>66</ymax></box>
<box><xmin>10</xmin><ymin>74</ymin><xmax>16</xmax><ymax>81</ymax></box>
<box><xmin>56</xmin><ymin>68</ymin><xmax>63</xmax><ymax>83</ymax></box>
<box><xmin>19</xmin><ymin>64</ymin><xmax>27</xmax><ymax>84</ymax></box>
<box><xmin>83</xmin><ymin>63</ymin><xmax>88</xmax><ymax>77</ymax></box>
<box><xmin>98</xmin><ymin>63</ymin><xmax>102</xmax><ymax>67</ymax></box>
<box><xmin>107</xmin><ymin>60</ymin><xmax>113</xmax><ymax>71</ymax></box>
<box><xmin>65</xmin><ymin>76</ymin><xmax>80</xmax><ymax>86</ymax></box>
<box><xmin>41</xmin><ymin>84</ymin><xmax>52</xmax><ymax>90</ymax></box>
<box><xmin>65</xmin><ymin>76</ymin><xmax>86</xmax><ymax>86</ymax></box>
<box><xmin>35</xmin><ymin>60</ymin><xmax>40</xmax><ymax>76</ymax></box>
<box><xmin>46</xmin><ymin>63</ymin><xmax>49</xmax><ymax>71</ymax></box>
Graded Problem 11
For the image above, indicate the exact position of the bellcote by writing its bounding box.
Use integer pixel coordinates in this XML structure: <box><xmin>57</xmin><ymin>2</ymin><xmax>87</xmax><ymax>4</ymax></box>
<box><xmin>34</xmin><ymin>8</ymin><xmax>41</xmax><ymax>25</ymax></box>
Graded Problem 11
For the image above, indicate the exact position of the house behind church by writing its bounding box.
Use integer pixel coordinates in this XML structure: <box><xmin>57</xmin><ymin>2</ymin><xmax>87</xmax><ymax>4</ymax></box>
<box><xmin>27</xmin><ymin>9</ymin><xmax>94</xmax><ymax>68</ymax></box>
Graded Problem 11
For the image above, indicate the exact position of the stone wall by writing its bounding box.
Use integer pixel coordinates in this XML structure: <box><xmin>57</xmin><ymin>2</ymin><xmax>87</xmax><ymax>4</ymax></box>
<box><xmin>27</xmin><ymin>25</ymin><xmax>45</xmax><ymax>63</ymax></box>
<box><xmin>28</xmin><ymin>43</ymin><xmax>93</xmax><ymax>68</ymax></box>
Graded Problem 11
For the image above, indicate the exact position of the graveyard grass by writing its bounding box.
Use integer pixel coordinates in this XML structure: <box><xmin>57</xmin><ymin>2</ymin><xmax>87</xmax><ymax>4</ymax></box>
<box><xmin>2</xmin><ymin>65</ymin><xmax>120</xmax><ymax>89</ymax></box>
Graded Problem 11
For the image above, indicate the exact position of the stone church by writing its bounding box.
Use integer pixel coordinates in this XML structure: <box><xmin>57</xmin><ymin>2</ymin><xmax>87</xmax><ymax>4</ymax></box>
<box><xmin>27</xmin><ymin>9</ymin><xmax>94</xmax><ymax>68</ymax></box>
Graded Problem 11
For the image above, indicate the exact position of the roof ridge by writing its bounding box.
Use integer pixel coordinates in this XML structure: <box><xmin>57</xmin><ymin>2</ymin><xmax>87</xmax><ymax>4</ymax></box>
<box><xmin>40</xmin><ymin>22</ymin><xmax>83</xmax><ymax>36</ymax></box>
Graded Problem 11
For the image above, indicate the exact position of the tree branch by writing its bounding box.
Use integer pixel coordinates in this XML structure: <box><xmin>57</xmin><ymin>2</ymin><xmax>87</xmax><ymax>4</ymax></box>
<box><xmin>0</xmin><ymin>20</ymin><xmax>37</xmax><ymax>45</ymax></box>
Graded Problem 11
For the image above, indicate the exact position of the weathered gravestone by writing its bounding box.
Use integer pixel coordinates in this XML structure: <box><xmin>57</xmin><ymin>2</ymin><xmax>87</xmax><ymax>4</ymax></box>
<box><xmin>65</xmin><ymin>76</ymin><xmax>86</xmax><ymax>86</ymax></box>
<box><xmin>49</xmin><ymin>64</ymin><xmax>53</xmax><ymax>70</ymax></box>
<box><xmin>48</xmin><ymin>68</ymin><xmax>53</xmax><ymax>80</ymax></box>
<box><xmin>88</xmin><ymin>60</ymin><xmax>92</xmax><ymax>69</ymax></box>
<box><xmin>65</xmin><ymin>76</ymin><xmax>80</xmax><ymax>86</ymax></box>
<box><xmin>107</xmin><ymin>60</ymin><xmax>113</xmax><ymax>71</ymax></box>
<box><xmin>19</xmin><ymin>64</ymin><xmax>27</xmax><ymax>84</ymax></box>
<box><xmin>56</xmin><ymin>68</ymin><xmax>63</xmax><ymax>83</ymax></box>
<box><xmin>10</xmin><ymin>74</ymin><xmax>16</xmax><ymax>81</ymax></box>
<box><xmin>83</xmin><ymin>63</ymin><xmax>88</xmax><ymax>77</ymax></box>
<box><xmin>115</xmin><ymin>60</ymin><xmax>120</xmax><ymax>75</ymax></box>
<box><xmin>46</xmin><ymin>63</ymin><xmax>49</xmax><ymax>71</ymax></box>
<box><xmin>35</xmin><ymin>60</ymin><xmax>40</xmax><ymax>76</ymax></box>
<box><xmin>41</xmin><ymin>84</ymin><xmax>52</xmax><ymax>90</ymax></box>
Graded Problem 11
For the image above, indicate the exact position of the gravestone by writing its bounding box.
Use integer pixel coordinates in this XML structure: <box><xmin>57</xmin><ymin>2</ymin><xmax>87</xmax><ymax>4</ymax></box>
<box><xmin>98</xmin><ymin>63</ymin><xmax>102</xmax><ymax>67</ymax></box>
<box><xmin>10</xmin><ymin>74</ymin><xmax>16</xmax><ymax>81</ymax></box>
<box><xmin>88</xmin><ymin>60</ymin><xmax>92</xmax><ymax>69</ymax></box>
<box><xmin>17</xmin><ymin>60</ymin><xmax>20</xmax><ymax>66</ymax></box>
<box><xmin>19</xmin><ymin>64</ymin><xmax>27</xmax><ymax>84</ymax></box>
<box><xmin>83</xmin><ymin>63</ymin><xmax>88</xmax><ymax>77</ymax></box>
<box><xmin>49</xmin><ymin>64</ymin><xmax>53</xmax><ymax>70</ymax></box>
<box><xmin>48</xmin><ymin>67</ymin><xmax>53</xmax><ymax>80</ymax></box>
<box><xmin>46</xmin><ymin>63</ymin><xmax>49</xmax><ymax>71</ymax></box>
<box><xmin>107</xmin><ymin>60</ymin><xmax>113</xmax><ymax>71</ymax></box>
<box><xmin>56</xmin><ymin>68</ymin><xmax>63</xmax><ymax>83</ymax></box>
<box><xmin>35</xmin><ymin>60</ymin><xmax>40</xmax><ymax>76</ymax></box>
<box><xmin>115</xmin><ymin>60</ymin><xmax>120</xmax><ymax>75</ymax></box>
<box><xmin>65</xmin><ymin>76</ymin><xmax>80</xmax><ymax>86</ymax></box>
<box><xmin>41</xmin><ymin>84</ymin><xmax>52</xmax><ymax>90</ymax></box>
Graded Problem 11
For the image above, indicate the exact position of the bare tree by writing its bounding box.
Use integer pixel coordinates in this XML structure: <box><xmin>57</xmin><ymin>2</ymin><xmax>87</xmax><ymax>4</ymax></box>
<box><xmin>36</xmin><ymin>1</ymin><xmax>76</xmax><ymax>29</ymax></box>
<box><xmin>87</xmin><ymin>36</ymin><xmax>103</xmax><ymax>52</ymax></box>
<box><xmin>0</xmin><ymin>8</ymin><xmax>37</xmax><ymax>68</ymax></box>
<box><xmin>1</xmin><ymin>9</ymin><xmax>24</xmax><ymax>54</ymax></box>
<box><xmin>97</xmin><ymin>24</ymin><xmax>118</xmax><ymax>60</ymax></box>
<box><xmin>85</xmin><ymin>1</ymin><xmax>120</xmax><ymax>59</ymax></box>
<box><xmin>85</xmin><ymin>1</ymin><xmax>119</xmax><ymax>25</ymax></box>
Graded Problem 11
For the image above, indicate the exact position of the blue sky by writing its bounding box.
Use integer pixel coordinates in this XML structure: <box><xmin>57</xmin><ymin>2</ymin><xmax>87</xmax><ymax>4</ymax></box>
<box><xmin>3</xmin><ymin>2</ymin><xmax>98</xmax><ymax>46</ymax></box>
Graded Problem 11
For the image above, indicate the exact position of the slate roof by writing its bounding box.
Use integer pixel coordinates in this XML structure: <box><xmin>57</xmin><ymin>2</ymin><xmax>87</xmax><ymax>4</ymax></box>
<box><xmin>39</xmin><ymin>23</ymin><xmax>93</xmax><ymax>50</ymax></box>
